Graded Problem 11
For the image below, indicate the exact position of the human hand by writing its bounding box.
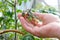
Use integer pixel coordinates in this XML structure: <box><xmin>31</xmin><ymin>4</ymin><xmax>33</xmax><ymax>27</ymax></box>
<box><xmin>18</xmin><ymin>13</ymin><xmax>60</xmax><ymax>38</ymax></box>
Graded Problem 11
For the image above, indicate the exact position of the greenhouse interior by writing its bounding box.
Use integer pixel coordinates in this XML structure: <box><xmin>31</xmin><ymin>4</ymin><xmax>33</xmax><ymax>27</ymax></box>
<box><xmin>0</xmin><ymin>0</ymin><xmax>60</xmax><ymax>40</ymax></box>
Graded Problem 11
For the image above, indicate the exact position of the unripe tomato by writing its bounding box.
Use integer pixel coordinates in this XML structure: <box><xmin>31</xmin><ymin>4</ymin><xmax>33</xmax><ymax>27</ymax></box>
<box><xmin>22</xmin><ymin>12</ymin><xmax>38</xmax><ymax>26</ymax></box>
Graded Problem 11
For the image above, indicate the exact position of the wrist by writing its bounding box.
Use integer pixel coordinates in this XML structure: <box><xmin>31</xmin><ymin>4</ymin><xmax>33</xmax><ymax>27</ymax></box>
<box><xmin>58</xmin><ymin>32</ymin><xmax>60</xmax><ymax>39</ymax></box>
<box><xmin>55</xmin><ymin>23</ymin><xmax>60</xmax><ymax>39</ymax></box>
<box><xmin>57</xmin><ymin>26</ymin><xmax>60</xmax><ymax>39</ymax></box>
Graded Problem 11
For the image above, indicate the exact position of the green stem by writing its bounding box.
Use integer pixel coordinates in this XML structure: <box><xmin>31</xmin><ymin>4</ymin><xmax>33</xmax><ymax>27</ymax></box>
<box><xmin>14</xmin><ymin>0</ymin><xmax>17</xmax><ymax>40</ymax></box>
<box><xmin>31</xmin><ymin>0</ymin><xmax>36</xmax><ymax>9</ymax></box>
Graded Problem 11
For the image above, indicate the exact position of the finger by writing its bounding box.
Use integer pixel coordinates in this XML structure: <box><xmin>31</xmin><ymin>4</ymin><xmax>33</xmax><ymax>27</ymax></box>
<box><xmin>37</xmin><ymin>22</ymin><xmax>43</xmax><ymax>27</ymax></box>
<box><xmin>20</xmin><ymin>17</ymin><xmax>35</xmax><ymax>33</ymax></box>
<box><xmin>18</xmin><ymin>13</ymin><xmax>43</xmax><ymax>27</ymax></box>
<box><xmin>20</xmin><ymin>17</ymin><xmax>41</xmax><ymax>36</ymax></box>
<box><xmin>34</xmin><ymin>13</ymin><xmax>60</xmax><ymax>22</ymax></box>
<box><xmin>33</xmin><ymin>12</ymin><xmax>45</xmax><ymax>21</ymax></box>
<box><xmin>18</xmin><ymin>13</ymin><xmax>22</xmax><ymax>19</ymax></box>
<box><xmin>34</xmin><ymin>22</ymin><xmax>43</xmax><ymax>27</ymax></box>
<box><xmin>20</xmin><ymin>17</ymin><xmax>34</xmax><ymax>28</ymax></box>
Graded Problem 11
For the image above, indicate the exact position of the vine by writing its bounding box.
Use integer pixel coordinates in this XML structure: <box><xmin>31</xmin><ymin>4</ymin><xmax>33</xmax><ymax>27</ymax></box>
<box><xmin>0</xmin><ymin>30</ymin><xmax>24</xmax><ymax>35</ymax></box>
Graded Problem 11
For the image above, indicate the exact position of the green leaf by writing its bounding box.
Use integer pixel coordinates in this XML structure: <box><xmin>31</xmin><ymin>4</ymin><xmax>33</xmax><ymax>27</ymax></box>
<box><xmin>3</xmin><ymin>11</ymin><xmax>13</xmax><ymax>18</ymax></box>
<box><xmin>16</xmin><ymin>10</ymin><xmax>22</xmax><ymax>13</ymax></box>
<box><xmin>22</xmin><ymin>34</ymin><xmax>34</xmax><ymax>40</ymax></box>
<box><xmin>24</xmin><ymin>0</ymin><xmax>27</xmax><ymax>3</ymax></box>
<box><xmin>0</xmin><ymin>2</ymin><xmax>2</xmax><ymax>4</ymax></box>
<box><xmin>0</xmin><ymin>17</ymin><xmax>4</xmax><ymax>22</ymax></box>
<box><xmin>0</xmin><ymin>35</ymin><xmax>4</xmax><ymax>39</ymax></box>
<box><xmin>0</xmin><ymin>2</ymin><xmax>3</xmax><ymax>8</ymax></box>
<box><xmin>18</xmin><ymin>0</ymin><xmax>22</xmax><ymax>5</ymax></box>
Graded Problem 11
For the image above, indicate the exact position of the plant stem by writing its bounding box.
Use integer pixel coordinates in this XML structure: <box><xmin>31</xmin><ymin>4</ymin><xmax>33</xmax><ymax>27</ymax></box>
<box><xmin>0</xmin><ymin>30</ymin><xmax>24</xmax><ymax>35</ymax></box>
<box><xmin>14</xmin><ymin>0</ymin><xmax>17</xmax><ymax>40</ymax></box>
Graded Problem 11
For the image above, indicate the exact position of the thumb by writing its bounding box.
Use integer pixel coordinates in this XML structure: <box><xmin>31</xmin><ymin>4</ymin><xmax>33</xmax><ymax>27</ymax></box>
<box><xmin>39</xmin><ymin>22</ymin><xmax>59</xmax><ymax>38</ymax></box>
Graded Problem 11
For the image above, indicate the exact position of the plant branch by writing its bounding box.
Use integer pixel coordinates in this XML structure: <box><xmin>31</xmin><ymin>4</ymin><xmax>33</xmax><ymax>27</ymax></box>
<box><xmin>0</xmin><ymin>30</ymin><xmax>24</xmax><ymax>35</ymax></box>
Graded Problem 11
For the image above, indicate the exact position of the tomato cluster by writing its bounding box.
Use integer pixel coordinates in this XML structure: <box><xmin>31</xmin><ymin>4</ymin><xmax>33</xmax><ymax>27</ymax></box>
<box><xmin>22</xmin><ymin>12</ymin><xmax>38</xmax><ymax>26</ymax></box>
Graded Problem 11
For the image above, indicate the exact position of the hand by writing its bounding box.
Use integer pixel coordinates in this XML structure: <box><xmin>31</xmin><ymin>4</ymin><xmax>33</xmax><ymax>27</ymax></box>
<box><xmin>18</xmin><ymin>13</ymin><xmax>60</xmax><ymax>38</ymax></box>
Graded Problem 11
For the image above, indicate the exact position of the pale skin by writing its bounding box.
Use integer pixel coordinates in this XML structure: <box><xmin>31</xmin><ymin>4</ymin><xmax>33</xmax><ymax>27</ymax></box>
<box><xmin>18</xmin><ymin>13</ymin><xmax>60</xmax><ymax>39</ymax></box>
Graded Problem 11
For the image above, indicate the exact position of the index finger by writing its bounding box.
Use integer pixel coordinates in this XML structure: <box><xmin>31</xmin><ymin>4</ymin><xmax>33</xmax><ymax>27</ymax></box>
<box><xmin>33</xmin><ymin>12</ymin><xmax>46</xmax><ymax>21</ymax></box>
<box><xmin>19</xmin><ymin>17</ymin><xmax>35</xmax><ymax>34</ymax></box>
